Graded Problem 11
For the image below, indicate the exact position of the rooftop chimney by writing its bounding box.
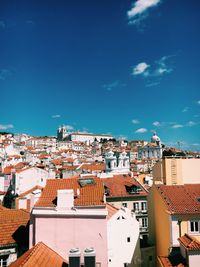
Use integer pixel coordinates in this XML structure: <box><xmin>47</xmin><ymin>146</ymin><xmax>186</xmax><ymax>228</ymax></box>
<box><xmin>57</xmin><ymin>189</ymin><xmax>74</xmax><ymax>209</ymax></box>
<box><xmin>84</xmin><ymin>248</ymin><xmax>96</xmax><ymax>267</ymax></box>
<box><xmin>69</xmin><ymin>248</ymin><xmax>80</xmax><ymax>267</ymax></box>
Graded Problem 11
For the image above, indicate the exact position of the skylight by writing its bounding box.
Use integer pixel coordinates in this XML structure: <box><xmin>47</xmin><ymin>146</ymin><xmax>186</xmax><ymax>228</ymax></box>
<box><xmin>79</xmin><ymin>178</ymin><xmax>95</xmax><ymax>187</ymax></box>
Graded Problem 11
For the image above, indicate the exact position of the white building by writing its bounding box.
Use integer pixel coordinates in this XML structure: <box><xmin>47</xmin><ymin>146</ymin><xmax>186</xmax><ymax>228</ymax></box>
<box><xmin>105</xmin><ymin>150</ymin><xmax>130</xmax><ymax>174</ymax></box>
<box><xmin>69</xmin><ymin>132</ymin><xmax>113</xmax><ymax>145</ymax></box>
<box><xmin>107</xmin><ymin>204</ymin><xmax>141</xmax><ymax>267</ymax></box>
<box><xmin>138</xmin><ymin>133</ymin><xmax>163</xmax><ymax>159</ymax></box>
<box><xmin>12</xmin><ymin>167</ymin><xmax>53</xmax><ymax>195</ymax></box>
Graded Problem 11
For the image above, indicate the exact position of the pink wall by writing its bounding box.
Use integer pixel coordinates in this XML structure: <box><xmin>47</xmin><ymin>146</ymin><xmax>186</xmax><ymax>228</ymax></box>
<box><xmin>32</xmin><ymin>215</ymin><xmax>108</xmax><ymax>267</ymax></box>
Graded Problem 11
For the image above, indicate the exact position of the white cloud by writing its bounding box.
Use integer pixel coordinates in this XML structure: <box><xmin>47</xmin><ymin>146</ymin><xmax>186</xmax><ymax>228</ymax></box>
<box><xmin>171</xmin><ymin>124</ymin><xmax>184</xmax><ymax>129</ymax></box>
<box><xmin>182</xmin><ymin>107</ymin><xmax>189</xmax><ymax>113</ymax></box>
<box><xmin>64</xmin><ymin>125</ymin><xmax>74</xmax><ymax>131</ymax></box>
<box><xmin>132</xmin><ymin>119</ymin><xmax>140</xmax><ymax>124</ymax></box>
<box><xmin>52</xmin><ymin>115</ymin><xmax>61</xmax><ymax>118</ymax></box>
<box><xmin>0</xmin><ymin>124</ymin><xmax>14</xmax><ymax>130</ymax></box>
<box><xmin>197</xmin><ymin>100</ymin><xmax>200</xmax><ymax>105</ymax></box>
<box><xmin>186</xmin><ymin>121</ymin><xmax>198</xmax><ymax>127</ymax></box>
<box><xmin>152</xmin><ymin>121</ymin><xmax>161</xmax><ymax>127</ymax></box>
<box><xmin>135</xmin><ymin>128</ymin><xmax>147</xmax><ymax>133</ymax></box>
<box><xmin>127</xmin><ymin>0</ymin><xmax>161</xmax><ymax>24</ymax></box>
<box><xmin>132</xmin><ymin>62</ymin><xmax>150</xmax><ymax>75</ymax></box>
<box><xmin>0</xmin><ymin>21</ymin><xmax>6</xmax><ymax>29</ymax></box>
<box><xmin>103</xmin><ymin>80</ymin><xmax>126</xmax><ymax>91</ymax></box>
<box><xmin>0</xmin><ymin>69</ymin><xmax>12</xmax><ymax>80</ymax></box>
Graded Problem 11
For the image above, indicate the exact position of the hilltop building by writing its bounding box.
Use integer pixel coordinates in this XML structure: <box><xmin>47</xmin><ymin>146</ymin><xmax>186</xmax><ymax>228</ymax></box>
<box><xmin>138</xmin><ymin>133</ymin><xmax>163</xmax><ymax>160</ymax></box>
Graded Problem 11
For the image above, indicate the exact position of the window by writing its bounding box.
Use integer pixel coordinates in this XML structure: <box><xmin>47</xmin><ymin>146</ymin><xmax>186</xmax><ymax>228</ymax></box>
<box><xmin>133</xmin><ymin>202</ymin><xmax>139</xmax><ymax>211</ymax></box>
<box><xmin>190</xmin><ymin>220</ymin><xmax>199</xmax><ymax>233</ymax></box>
<box><xmin>141</xmin><ymin>202</ymin><xmax>147</xmax><ymax>211</ymax></box>
<box><xmin>122</xmin><ymin>203</ymin><xmax>127</xmax><ymax>208</ymax></box>
<box><xmin>127</xmin><ymin>237</ymin><xmax>131</xmax><ymax>242</ymax></box>
<box><xmin>0</xmin><ymin>255</ymin><xmax>8</xmax><ymax>267</ymax></box>
<box><xmin>142</xmin><ymin>218</ymin><xmax>148</xmax><ymax>228</ymax></box>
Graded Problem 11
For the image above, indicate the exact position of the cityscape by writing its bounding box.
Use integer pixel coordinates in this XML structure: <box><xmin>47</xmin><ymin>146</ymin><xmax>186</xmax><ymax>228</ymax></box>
<box><xmin>1</xmin><ymin>0</ymin><xmax>200</xmax><ymax>267</ymax></box>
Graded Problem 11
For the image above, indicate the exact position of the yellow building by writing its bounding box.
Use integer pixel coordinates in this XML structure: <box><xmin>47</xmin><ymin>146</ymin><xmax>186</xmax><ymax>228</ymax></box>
<box><xmin>152</xmin><ymin>157</ymin><xmax>200</xmax><ymax>185</ymax></box>
<box><xmin>148</xmin><ymin>184</ymin><xmax>200</xmax><ymax>266</ymax></box>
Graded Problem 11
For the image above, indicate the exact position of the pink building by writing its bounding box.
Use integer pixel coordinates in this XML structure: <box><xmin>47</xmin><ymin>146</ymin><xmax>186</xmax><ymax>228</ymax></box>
<box><xmin>30</xmin><ymin>177</ymin><xmax>108</xmax><ymax>266</ymax></box>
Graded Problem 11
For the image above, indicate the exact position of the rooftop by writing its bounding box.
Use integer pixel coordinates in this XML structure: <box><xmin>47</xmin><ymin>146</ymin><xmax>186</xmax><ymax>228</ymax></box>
<box><xmin>157</xmin><ymin>184</ymin><xmax>200</xmax><ymax>214</ymax></box>
<box><xmin>178</xmin><ymin>234</ymin><xmax>200</xmax><ymax>250</ymax></box>
<box><xmin>0</xmin><ymin>207</ymin><xmax>29</xmax><ymax>246</ymax></box>
<box><xmin>103</xmin><ymin>174</ymin><xmax>148</xmax><ymax>198</ymax></box>
<box><xmin>10</xmin><ymin>242</ymin><xmax>68</xmax><ymax>267</ymax></box>
<box><xmin>35</xmin><ymin>177</ymin><xmax>105</xmax><ymax>207</ymax></box>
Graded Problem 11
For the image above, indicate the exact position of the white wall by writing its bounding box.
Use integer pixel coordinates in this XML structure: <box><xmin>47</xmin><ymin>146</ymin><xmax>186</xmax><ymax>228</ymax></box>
<box><xmin>15</xmin><ymin>167</ymin><xmax>49</xmax><ymax>195</ymax></box>
<box><xmin>107</xmin><ymin>208</ymin><xmax>141</xmax><ymax>267</ymax></box>
<box><xmin>171</xmin><ymin>217</ymin><xmax>180</xmax><ymax>246</ymax></box>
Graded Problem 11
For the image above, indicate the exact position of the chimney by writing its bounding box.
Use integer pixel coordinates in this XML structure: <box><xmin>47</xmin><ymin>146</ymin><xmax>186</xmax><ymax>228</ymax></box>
<box><xmin>57</xmin><ymin>189</ymin><xmax>74</xmax><ymax>209</ymax></box>
<box><xmin>84</xmin><ymin>248</ymin><xmax>96</xmax><ymax>267</ymax></box>
<box><xmin>69</xmin><ymin>248</ymin><xmax>80</xmax><ymax>267</ymax></box>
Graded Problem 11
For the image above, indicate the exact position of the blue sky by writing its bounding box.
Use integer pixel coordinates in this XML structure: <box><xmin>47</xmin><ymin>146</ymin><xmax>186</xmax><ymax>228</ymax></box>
<box><xmin>1</xmin><ymin>0</ymin><xmax>200</xmax><ymax>151</ymax></box>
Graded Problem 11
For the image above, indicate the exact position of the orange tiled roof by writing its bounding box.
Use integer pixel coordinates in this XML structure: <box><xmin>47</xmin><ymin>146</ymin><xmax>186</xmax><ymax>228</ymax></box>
<box><xmin>80</xmin><ymin>163</ymin><xmax>106</xmax><ymax>171</ymax></box>
<box><xmin>102</xmin><ymin>174</ymin><xmax>148</xmax><ymax>198</ymax></box>
<box><xmin>18</xmin><ymin>185</ymin><xmax>43</xmax><ymax>198</ymax></box>
<box><xmin>9</xmin><ymin>241</ymin><xmax>68</xmax><ymax>267</ymax></box>
<box><xmin>0</xmin><ymin>208</ymin><xmax>29</xmax><ymax>246</ymax></box>
<box><xmin>3</xmin><ymin>165</ymin><xmax>14</xmax><ymax>175</ymax></box>
<box><xmin>178</xmin><ymin>234</ymin><xmax>200</xmax><ymax>250</ymax></box>
<box><xmin>106</xmin><ymin>203</ymin><xmax>119</xmax><ymax>220</ymax></box>
<box><xmin>157</xmin><ymin>184</ymin><xmax>200</xmax><ymax>214</ymax></box>
<box><xmin>35</xmin><ymin>177</ymin><xmax>105</xmax><ymax>207</ymax></box>
<box><xmin>158</xmin><ymin>256</ymin><xmax>186</xmax><ymax>267</ymax></box>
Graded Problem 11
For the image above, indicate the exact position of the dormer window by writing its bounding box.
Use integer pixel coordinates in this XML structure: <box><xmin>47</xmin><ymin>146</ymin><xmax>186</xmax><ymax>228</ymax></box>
<box><xmin>126</xmin><ymin>185</ymin><xmax>142</xmax><ymax>194</ymax></box>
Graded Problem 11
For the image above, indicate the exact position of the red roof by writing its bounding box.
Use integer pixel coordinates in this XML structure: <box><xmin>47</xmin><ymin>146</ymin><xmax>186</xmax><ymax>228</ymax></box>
<box><xmin>158</xmin><ymin>256</ymin><xmax>186</xmax><ymax>267</ymax></box>
<box><xmin>35</xmin><ymin>177</ymin><xmax>105</xmax><ymax>207</ymax></box>
<box><xmin>178</xmin><ymin>234</ymin><xmax>200</xmax><ymax>250</ymax></box>
<box><xmin>102</xmin><ymin>174</ymin><xmax>148</xmax><ymax>198</ymax></box>
<box><xmin>106</xmin><ymin>203</ymin><xmax>119</xmax><ymax>220</ymax></box>
<box><xmin>0</xmin><ymin>208</ymin><xmax>29</xmax><ymax>246</ymax></box>
<box><xmin>10</xmin><ymin>242</ymin><xmax>68</xmax><ymax>267</ymax></box>
<box><xmin>157</xmin><ymin>184</ymin><xmax>200</xmax><ymax>214</ymax></box>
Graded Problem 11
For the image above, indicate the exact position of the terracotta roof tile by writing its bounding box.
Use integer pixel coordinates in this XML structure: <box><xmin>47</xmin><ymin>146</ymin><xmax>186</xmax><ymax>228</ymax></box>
<box><xmin>157</xmin><ymin>184</ymin><xmax>200</xmax><ymax>214</ymax></box>
<box><xmin>80</xmin><ymin>163</ymin><xmax>106</xmax><ymax>171</ymax></box>
<box><xmin>35</xmin><ymin>177</ymin><xmax>105</xmax><ymax>207</ymax></box>
<box><xmin>102</xmin><ymin>174</ymin><xmax>148</xmax><ymax>198</ymax></box>
<box><xmin>158</xmin><ymin>256</ymin><xmax>186</xmax><ymax>267</ymax></box>
<box><xmin>10</xmin><ymin>242</ymin><xmax>68</xmax><ymax>267</ymax></box>
<box><xmin>0</xmin><ymin>208</ymin><xmax>29</xmax><ymax>246</ymax></box>
<box><xmin>106</xmin><ymin>203</ymin><xmax>119</xmax><ymax>220</ymax></box>
<box><xmin>178</xmin><ymin>234</ymin><xmax>200</xmax><ymax>250</ymax></box>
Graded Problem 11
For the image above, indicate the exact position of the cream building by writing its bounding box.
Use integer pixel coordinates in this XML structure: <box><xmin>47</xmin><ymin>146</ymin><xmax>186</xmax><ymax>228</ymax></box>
<box><xmin>153</xmin><ymin>157</ymin><xmax>200</xmax><ymax>185</ymax></box>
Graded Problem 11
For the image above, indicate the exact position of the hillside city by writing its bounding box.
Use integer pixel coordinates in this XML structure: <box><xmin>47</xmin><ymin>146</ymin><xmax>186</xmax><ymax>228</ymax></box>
<box><xmin>0</xmin><ymin>127</ymin><xmax>200</xmax><ymax>267</ymax></box>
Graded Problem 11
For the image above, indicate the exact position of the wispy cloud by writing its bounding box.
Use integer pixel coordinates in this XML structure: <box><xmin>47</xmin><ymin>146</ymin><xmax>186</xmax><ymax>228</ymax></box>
<box><xmin>132</xmin><ymin>55</ymin><xmax>175</xmax><ymax>86</ymax></box>
<box><xmin>197</xmin><ymin>100</ymin><xmax>200</xmax><ymax>105</ymax></box>
<box><xmin>182</xmin><ymin>107</ymin><xmax>189</xmax><ymax>113</ymax></box>
<box><xmin>186</xmin><ymin>121</ymin><xmax>198</xmax><ymax>127</ymax></box>
<box><xmin>0</xmin><ymin>69</ymin><xmax>13</xmax><ymax>80</ymax></box>
<box><xmin>103</xmin><ymin>80</ymin><xmax>126</xmax><ymax>91</ymax></box>
<box><xmin>64</xmin><ymin>125</ymin><xmax>74</xmax><ymax>131</ymax></box>
<box><xmin>152</xmin><ymin>121</ymin><xmax>161</xmax><ymax>127</ymax></box>
<box><xmin>171</xmin><ymin>124</ymin><xmax>184</xmax><ymax>129</ymax></box>
<box><xmin>0</xmin><ymin>20</ymin><xmax>6</xmax><ymax>29</ymax></box>
<box><xmin>132</xmin><ymin>62</ymin><xmax>150</xmax><ymax>76</ymax></box>
<box><xmin>0</xmin><ymin>124</ymin><xmax>14</xmax><ymax>130</ymax></box>
<box><xmin>132</xmin><ymin>119</ymin><xmax>140</xmax><ymax>124</ymax></box>
<box><xmin>127</xmin><ymin>0</ymin><xmax>161</xmax><ymax>25</ymax></box>
<box><xmin>135</xmin><ymin>128</ymin><xmax>147</xmax><ymax>133</ymax></box>
<box><xmin>52</xmin><ymin>115</ymin><xmax>61</xmax><ymax>118</ymax></box>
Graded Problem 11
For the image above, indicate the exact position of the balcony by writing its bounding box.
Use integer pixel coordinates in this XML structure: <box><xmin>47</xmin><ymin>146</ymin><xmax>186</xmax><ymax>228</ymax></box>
<box><xmin>139</xmin><ymin>226</ymin><xmax>148</xmax><ymax>232</ymax></box>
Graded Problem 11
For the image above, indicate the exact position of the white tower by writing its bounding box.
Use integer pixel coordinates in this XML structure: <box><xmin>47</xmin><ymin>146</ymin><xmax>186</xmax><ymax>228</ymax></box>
<box><xmin>105</xmin><ymin>150</ymin><xmax>130</xmax><ymax>174</ymax></box>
